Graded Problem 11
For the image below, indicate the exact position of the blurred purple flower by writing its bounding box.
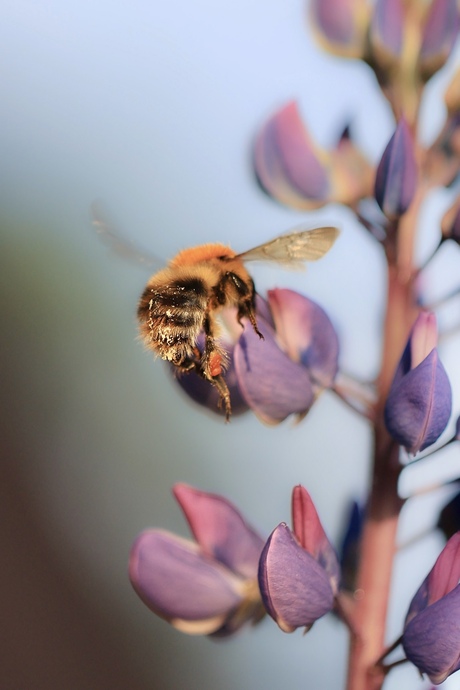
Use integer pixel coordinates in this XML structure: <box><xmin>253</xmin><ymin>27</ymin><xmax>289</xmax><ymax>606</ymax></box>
<box><xmin>403</xmin><ymin>532</ymin><xmax>460</xmax><ymax>684</ymax></box>
<box><xmin>374</xmin><ymin>119</ymin><xmax>417</xmax><ymax>220</ymax></box>
<box><xmin>254</xmin><ymin>102</ymin><xmax>373</xmax><ymax>210</ymax></box>
<box><xmin>384</xmin><ymin>312</ymin><xmax>452</xmax><ymax>453</ymax></box>
<box><xmin>234</xmin><ymin>289</ymin><xmax>339</xmax><ymax>424</ymax></box>
<box><xmin>370</xmin><ymin>0</ymin><xmax>404</xmax><ymax>60</ymax></box>
<box><xmin>258</xmin><ymin>485</ymin><xmax>340</xmax><ymax>632</ymax></box>
<box><xmin>254</xmin><ymin>101</ymin><xmax>330</xmax><ymax>210</ymax></box>
<box><xmin>420</xmin><ymin>0</ymin><xmax>460</xmax><ymax>81</ymax></box>
<box><xmin>309</xmin><ymin>0</ymin><xmax>368</xmax><ymax>58</ymax></box>
<box><xmin>129</xmin><ymin>484</ymin><xmax>265</xmax><ymax>636</ymax></box>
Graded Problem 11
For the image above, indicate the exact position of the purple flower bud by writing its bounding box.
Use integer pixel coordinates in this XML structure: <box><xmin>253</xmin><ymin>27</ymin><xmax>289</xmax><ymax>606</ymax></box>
<box><xmin>420</xmin><ymin>0</ymin><xmax>460</xmax><ymax>81</ymax></box>
<box><xmin>258</xmin><ymin>486</ymin><xmax>339</xmax><ymax>632</ymax></box>
<box><xmin>374</xmin><ymin>119</ymin><xmax>417</xmax><ymax>220</ymax></box>
<box><xmin>234</xmin><ymin>290</ymin><xmax>339</xmax><ymax>424</ymax></box>
<box><xmin>309</xmin><ymin>0</ymin><xmax>368</xmax><ymax>58</ymax></box>
<box><xmin>384</xmin><ymin>312</ymin><xmax>452</xmax><ymax>453</ymax></box>
<box><xmin>403</xmin><ymin>533</ymin><xmax>460</xmax><ymax>684</ymax></box>
<box><xmin>254</xmin><ymin>101</ymin><xmax>330</xmax><ymax>210</ymax></box>
<box><xmin>129</xmin><ymin>484</ymin><xmax>265</xmax><ymax>635</ymax></box>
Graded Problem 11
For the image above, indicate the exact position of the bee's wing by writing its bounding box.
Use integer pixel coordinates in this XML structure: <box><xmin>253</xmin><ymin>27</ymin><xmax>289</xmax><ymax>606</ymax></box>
<box><xmin>92</xmin><ymin>202</ymin><xmax>162</xmax><ymax>271</ymax></box>
<box><xmin>236</xmin><ymin>226</ymin><xmax>339</xmax><ymax>269</ymax></box>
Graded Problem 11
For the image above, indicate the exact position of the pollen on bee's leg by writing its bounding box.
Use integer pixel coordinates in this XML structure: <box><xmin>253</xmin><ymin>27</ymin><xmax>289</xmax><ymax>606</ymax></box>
<box><xmin>208</xmin><ymin>350</ymin><xmax>224</xmax><ymax>378</ymax></box>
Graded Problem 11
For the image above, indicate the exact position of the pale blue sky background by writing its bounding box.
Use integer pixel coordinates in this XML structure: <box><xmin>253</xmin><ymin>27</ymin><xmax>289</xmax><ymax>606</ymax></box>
<box><xmin>1</xmin><ymin>1</ymin><xmax>459</xmax><ymax>688</ymax></box>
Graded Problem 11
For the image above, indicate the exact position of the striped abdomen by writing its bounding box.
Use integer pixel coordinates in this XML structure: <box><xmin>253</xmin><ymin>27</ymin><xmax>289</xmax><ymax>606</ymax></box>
<box><xmin>137</xmin><ymin>276</ymin><xmax>209</xmax><ymax>364</ymax></box>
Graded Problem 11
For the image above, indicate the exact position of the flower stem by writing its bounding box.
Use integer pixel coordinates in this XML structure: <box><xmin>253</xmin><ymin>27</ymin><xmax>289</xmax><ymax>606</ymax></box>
<box><xmin>345</xmin><ymin>226</ymin><xmax>418</xmax><ymax>690</ymax></box>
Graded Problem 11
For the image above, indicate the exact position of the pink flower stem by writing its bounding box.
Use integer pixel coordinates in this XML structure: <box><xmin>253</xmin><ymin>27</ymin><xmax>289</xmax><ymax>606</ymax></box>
<box><xmin>345</xmin><ymin>200</ymin><xmax>420</xmax><ymax>689</ymax></box>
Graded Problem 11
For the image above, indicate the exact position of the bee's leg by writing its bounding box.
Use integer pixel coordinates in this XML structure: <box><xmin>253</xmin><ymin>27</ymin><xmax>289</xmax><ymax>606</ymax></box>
<box><xmin>221</xmin><ymin>273</ymin><xmax>264</xmax><ymax>339</ymax></box>
<box><xmin>200</xmin><ymin>312</ymin><xmax>232</xmax><ymax>420</ymax></box>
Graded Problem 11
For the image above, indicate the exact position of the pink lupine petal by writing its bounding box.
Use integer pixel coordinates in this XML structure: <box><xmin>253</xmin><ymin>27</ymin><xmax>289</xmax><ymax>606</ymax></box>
<box><xmin>409</xmin><ymin>312</ymin><xmax>438</xmax><ymax>369</ymax></box>
<box><xmin>427</xmin><ymin>532</ymin><xmax>460</xmax><ymax>605</ymax></box>
<box><xmin>129</xmin><ymin>529</ymin><xmax>243</xmax><ymax>633</ymax></box>
<box><xmin>234</xmin><ymin>316</ymin><xmax>314</xmax><ymax>425</ymax></box>
<box><xmin>173</xmin><ymin>484</ymin><xmax>264</xmax><ymax>580</ymax></box>
<box><xmin>254</xmin><ymin>101</ymin><xmax>330</xmax><ymax>210</ymax></box>
<box><xmin>258</xmin><ymin>523</ymin><xmax>334</xmax><ymax>632</ymax></box>
<box><xmin>291</xmin><ymin>485</ymin><xmax>340</xmax><ymax>593</ymax></box>
<box><xmin>267</xmin><ymin>288</ymin><xmax>339</xmax><ymax>390</ymax></box>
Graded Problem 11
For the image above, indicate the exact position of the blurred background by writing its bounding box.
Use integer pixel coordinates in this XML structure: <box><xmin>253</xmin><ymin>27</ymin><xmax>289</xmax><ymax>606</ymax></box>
<box><xmin>1</xmin><ymin>1</ymin><xmax>459</xmax><ymax>688</ymax></box>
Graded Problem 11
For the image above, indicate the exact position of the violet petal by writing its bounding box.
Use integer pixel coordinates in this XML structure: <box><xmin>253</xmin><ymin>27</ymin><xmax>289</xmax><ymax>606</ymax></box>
<box><xmin>234</xmin><ymin>317</ymin><xmax>314</xmax><ymax>424</ymax></box>
<box><xmin>403</xmin><ymin>585</ymin><xmax>460</xmax><ymax>684</ymax></box>
<box><xmin>129</xmin><ymin>530</ymin><xmax>243</xmax><ymax>633</ymax></box>
<box><xmin>173</xmin><ymin>484</ymin><xmax>265</xmax><ymax>580</ymax></box>
<box><xmin>258</xmin><ymin>524</ymin><xmax>334</xmax><ymax>632</ymax></box>
<box><xmin>374</xmin><ymin>119</ymin><xmax>417</xmax><ymax>220</ymax></box>
<box><xmin>254</xmin><ymin>101</ymin><xmax>330</xmax><ymax>210</ymax></box>
<box><xmin>267</xmin><ymin>288</ymin><xmax>339</xmax><ymax>390</ymax></box>
<box><xmin>384</xmin><ymin>349</ymin><xmax>452</xmax><ymax>453</ymax></box>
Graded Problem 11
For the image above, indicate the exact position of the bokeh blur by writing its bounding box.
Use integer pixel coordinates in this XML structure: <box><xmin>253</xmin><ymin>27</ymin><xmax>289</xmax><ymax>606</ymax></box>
<box><xmin>1</xmin><ymin>1</ymin><xmax>459</xmax><ymax>688</ymax></box>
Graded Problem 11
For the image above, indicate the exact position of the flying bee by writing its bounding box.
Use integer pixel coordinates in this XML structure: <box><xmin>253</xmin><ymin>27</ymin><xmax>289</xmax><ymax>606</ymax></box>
<box><xmin>135</xmin><ymin>226</ymin><xmax>339</xmax><ymax>420</ymax></box>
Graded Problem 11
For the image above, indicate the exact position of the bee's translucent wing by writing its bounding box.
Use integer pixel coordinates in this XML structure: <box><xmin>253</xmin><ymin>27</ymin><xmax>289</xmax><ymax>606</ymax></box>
<box><xmin>92</xmin><ymin>202</ymin><xmax>162</xmax><ymax>271</ymax></box>
<box><xmin>236</xmin><ymin>226</ymin><xmax>339</xmax><ymax>268</ymax></box>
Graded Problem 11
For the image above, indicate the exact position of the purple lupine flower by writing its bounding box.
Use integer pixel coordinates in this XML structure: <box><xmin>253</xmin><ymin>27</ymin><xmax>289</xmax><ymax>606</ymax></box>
<box><xmin>254</xmin><ymin>101</ymin><xmax>330</xmax><ymax>210</ymax></box>
<box><xmin>174</xmin><ymin>290</ymin><xmax>339</xmax><ymax>424</ymax></box>
<box><xmin>402</xmin><ymin>533</ymin><xmax>460</xmax><ymax>684</ymax></box>
<box><xmin>258</xmin><ymin>485</ymin><xmax>340</xmax><ymax>632</ymax></box>
<box><xmin>129</xmin><ymin>484</ymin><xmax>265</xmax><ymax>636</ymax></box>
<box><xmin>254</xmin><ymin>101</ymin><xmax>372</xmax><ymax>210</ymax></box>
<box><xmin>420</xmin><ymin>0</ymin><xmax>460</xmax><ymax>81</ymax></box>
<box><xmin>234</xmin><ymin>289</ymin><xmax>339</xmax><ymax>424</ymax></box>
<box><xmin>309</xmin><ymin>0</ymin><xmax>368</xmax><ymax>58</ymax></box>
<box><xmin>374</xmin><ymin>119</ymin><xmax>417</xmax><ymax>220</ymax></box>
<box><xmin>384</xmin><ymin>312</ymin><xmax>452</xmax><ymax>453</ymax></box>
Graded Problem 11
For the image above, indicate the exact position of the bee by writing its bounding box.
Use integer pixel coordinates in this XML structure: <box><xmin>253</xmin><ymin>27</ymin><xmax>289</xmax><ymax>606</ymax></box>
<box><xmin>135</xmin><ymin>226</ymin><xmax>339</xmax><ymax>420</ymax></box>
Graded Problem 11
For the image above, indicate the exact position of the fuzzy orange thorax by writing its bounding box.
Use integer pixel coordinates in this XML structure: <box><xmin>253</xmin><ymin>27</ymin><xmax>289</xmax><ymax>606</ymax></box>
<box><xmin>170</xmin><ymin>243</ymin><xmax>236</xmax><ymax>267</ymax></box>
